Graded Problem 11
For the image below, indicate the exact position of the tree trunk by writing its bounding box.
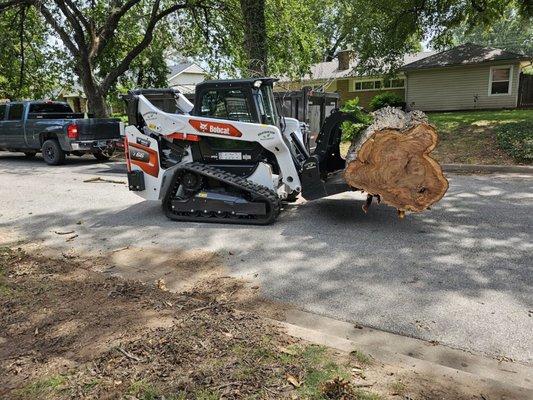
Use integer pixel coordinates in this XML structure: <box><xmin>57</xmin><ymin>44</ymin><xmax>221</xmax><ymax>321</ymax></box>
<box><xmin>239</xmin><ymin>0</ymin><xmax>268</xmax><ymax>76</ymax></box>
<box><xmin>344</xmin><ymin>107</ymin><xmax>448</xmax><ymax>214</ymax></box>
<box><xmin>78</xmin><ymin>63</ymin><xmax>109</xmax><ymax>118</ymax></box>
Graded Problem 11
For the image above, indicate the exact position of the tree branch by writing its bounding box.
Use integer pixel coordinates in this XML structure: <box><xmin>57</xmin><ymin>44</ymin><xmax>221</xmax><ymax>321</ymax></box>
<box><xmin>36</xmin><ymin>1</ymin><xmax>80</xmax><ymax>57</ymax></box>
<box><xmin>100</xmin><ymin>1</ymin><xmax>192</xmax><ymax>93</ymax></box>
<box><xmin>90</xmin><ymin>0</ymin><xmax>142</xmax><ymax>59</ymax></box>
<box><xmin>63</xmin><ymin>0</ymin><xmax>92</xmax><ymax>35</ymax></box>
<box><xmin>55</xmin><ymin>0</ymin><xmax>87</xmax><ymax>51</ymax></box>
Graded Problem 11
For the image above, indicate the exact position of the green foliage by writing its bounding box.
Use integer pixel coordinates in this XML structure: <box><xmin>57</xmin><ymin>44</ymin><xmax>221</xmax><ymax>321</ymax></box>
<box><xmin>447</xmin><ymin>7</ymin><xmax>533</xmax><ymax>55</ymax></box>
<box><xmin>325</xmin><ymin>1</ymin><xmax>531</xmax><ymax>74</ymax></box>
<box><xmin>177</xmin><ymin>0</ymin><xmax>324</xmax><ymax>79</ymax></box>
<box><xmin>368</xmin><ymin>92</ymin><xmax>405</xmax><ymax>111</ymax></box>
<box><xmin>340</xmin><ymin>98</ymin><xmax>373</xmax><ymax>142</ymax></box>
<box><xmin>0</xmin><ymin>7</ymin><xmax>60</xmax><ymax>100</ymax></box>
<box><xmin>495</xmin><ymin>121</ymin><xmax>533</xmax><ymax>163</ymax></box>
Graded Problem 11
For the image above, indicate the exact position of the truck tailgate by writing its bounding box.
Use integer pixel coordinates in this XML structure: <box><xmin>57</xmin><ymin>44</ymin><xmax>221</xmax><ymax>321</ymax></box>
<box><xmin>75</xmin><ymin>119</ymin><xmax>121</xmax><ymax>140</ymax></box>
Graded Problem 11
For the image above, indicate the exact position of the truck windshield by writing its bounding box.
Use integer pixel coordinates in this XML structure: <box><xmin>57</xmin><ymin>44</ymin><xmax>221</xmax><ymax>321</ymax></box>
<box><xmin>29</xmin><ymin>103</ymin><xmax>73</xmax><ymax>113</ymax></box>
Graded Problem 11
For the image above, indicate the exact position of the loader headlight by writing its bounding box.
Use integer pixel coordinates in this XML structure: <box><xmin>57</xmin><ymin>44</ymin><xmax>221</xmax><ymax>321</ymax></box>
<box><xmin>253</xmin><ymin>80</ymin><xmax>262</xmax><ymax>88</ymax></box>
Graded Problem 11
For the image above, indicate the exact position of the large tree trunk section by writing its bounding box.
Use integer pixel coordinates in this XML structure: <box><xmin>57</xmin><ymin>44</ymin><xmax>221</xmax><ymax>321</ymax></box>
<box><xmin>344</xmin><ymin>107</ymin><xmax>448</xmax><ymax>213</ymax></box>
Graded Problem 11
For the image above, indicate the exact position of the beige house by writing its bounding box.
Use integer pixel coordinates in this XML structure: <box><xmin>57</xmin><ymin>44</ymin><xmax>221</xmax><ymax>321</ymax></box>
<box><xmin>167</xmin><ymin>62</ymin><xmax>207</xmax><ymax>94</ymax></box>
<box><xmin>277</xmin><ymin>50</ymin><xmax>434</xmax><ymax>108</ymax></box>
<box><xmin>279</xmin><ymin>43</ymin><xmax>532</xmax><ymax>111</ymax></box>
<box><xmin>401</xmin><ymin>43</ymin><xmax>531</xmax><ymax>111</ymax></box>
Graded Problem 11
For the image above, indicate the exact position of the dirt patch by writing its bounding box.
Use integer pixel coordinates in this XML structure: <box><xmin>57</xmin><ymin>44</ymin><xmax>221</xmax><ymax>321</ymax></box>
<box><xmin>1</xmin><ymin>247</ymin><xmax>384</xmax><ymax>399</ymax></box>
<box><xmin>90</xmin><ymin>246</ymin><xmax>288</xmax><ymax>320</ymax></box>
<box><xmin>1</xmin><ymin>246</ymin><xmax>520</xmax><ymax>399</ymax></box>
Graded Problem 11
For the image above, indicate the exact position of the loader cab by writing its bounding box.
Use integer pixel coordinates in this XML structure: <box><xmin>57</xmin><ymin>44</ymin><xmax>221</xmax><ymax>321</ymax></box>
<box><xmin>192</xmin><ymin>78</ymin><xmax>281</xmax><ymax>129</ymax></box>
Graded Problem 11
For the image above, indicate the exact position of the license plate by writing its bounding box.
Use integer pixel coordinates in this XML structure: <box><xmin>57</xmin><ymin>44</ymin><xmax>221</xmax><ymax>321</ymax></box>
<box><xmin>218</xmin><ymin>152</ymin><xmax>242</xmax><ymax>160</ymax></box>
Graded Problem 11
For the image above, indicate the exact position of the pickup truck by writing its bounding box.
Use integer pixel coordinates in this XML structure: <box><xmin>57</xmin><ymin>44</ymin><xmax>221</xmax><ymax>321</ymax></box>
<box><xmin>0</xmin><ymin>101</ymin><xmax>122</xmax><ymax>165</ymax></box>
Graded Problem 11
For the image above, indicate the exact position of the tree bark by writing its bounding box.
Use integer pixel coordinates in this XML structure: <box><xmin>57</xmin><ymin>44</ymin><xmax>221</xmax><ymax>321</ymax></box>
<box><xmin>239</xmin><ymin>0</ymin><xmax>268</xmax><ymax>76</ymax></box>
<box><xmin>344</xmin><ymin>107</ymin><xmax>448</xmax><ymax>213</ymax></box>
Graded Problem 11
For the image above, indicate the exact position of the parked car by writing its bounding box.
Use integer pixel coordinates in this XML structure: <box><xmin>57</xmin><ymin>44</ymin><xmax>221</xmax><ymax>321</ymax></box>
<box><xmin>0</xmin><ymin>101</ymin><xmax>122</xmax><ymax>165</ymax></box>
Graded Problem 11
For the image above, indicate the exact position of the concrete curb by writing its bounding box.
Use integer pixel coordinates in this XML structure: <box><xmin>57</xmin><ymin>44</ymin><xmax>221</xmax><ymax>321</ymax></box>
<box><xmin>442</xmin><ymin>163</ymin><xmax>533</xmax><ymax>174</ymax></box>
<box><xmin>270</xmin><ymin>309</ymin><xmax>533</xmax><ymax>397</ymax></box>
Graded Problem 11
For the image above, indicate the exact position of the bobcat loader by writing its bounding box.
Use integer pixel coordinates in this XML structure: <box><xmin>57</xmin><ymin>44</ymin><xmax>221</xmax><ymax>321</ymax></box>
<box><xmin>123</xmin><ymin>78</ymin><xmax>357</xmax><ymax>224</ymax></box>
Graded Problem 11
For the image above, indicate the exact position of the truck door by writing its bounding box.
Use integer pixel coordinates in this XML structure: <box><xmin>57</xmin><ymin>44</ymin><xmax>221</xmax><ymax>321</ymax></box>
<box><xmin>4</xmin><ymin>103</ymin><xmax>25</xmax><ymax>148</ymax></box>
<box><xmin>0</xmin><ymin>104</ymin><xmax>6</xmax><ymax>147</ymax></box>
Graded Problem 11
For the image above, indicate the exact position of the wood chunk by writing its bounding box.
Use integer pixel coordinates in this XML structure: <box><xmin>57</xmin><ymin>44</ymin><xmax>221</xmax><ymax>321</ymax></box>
<box><xmin>344</xmin><ymin>107</ymin><xmax>448</xmax><ymax>213</ymax></box>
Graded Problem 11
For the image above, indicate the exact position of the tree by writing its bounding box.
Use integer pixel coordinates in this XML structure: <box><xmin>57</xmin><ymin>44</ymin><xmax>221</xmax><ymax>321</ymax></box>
<box><xmin>448</xmin><ymin>7</ymin><xmax>533</xmax><ymax>55</ymax></box>
<box><xmin>0</xmin><ymin>5</ymin><xmax>60</xmax><ymax>99</ymax></box>
<box><xmin>0</xmin><ymin>0</ymin><xmax>208</xmax><ymax>117</ymax></box>
<box><xmin>321</xmin><ymin>0</ymin><xmax>532</xmax><ymax>73</ymax></box>
<box><xmin>178</xmin><ymin>0</ymin><xmax>324</xmax><ymax>79</ymax></box>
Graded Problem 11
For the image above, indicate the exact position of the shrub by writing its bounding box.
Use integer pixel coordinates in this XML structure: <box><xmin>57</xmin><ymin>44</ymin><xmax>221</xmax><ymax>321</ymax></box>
<box><xmin>340</xmin><ymin>98</ymin><xmax>373</xmax><ymax>142</ymax></box>
<box><xmin>495</xmin><ymin>121</ymin><xmax>533</xmax><ymax>163</ymax></box>
<box><xmin>368</xmin><ymin>92</ymin><xmax>405</xmax><ymax>111</ymax></box>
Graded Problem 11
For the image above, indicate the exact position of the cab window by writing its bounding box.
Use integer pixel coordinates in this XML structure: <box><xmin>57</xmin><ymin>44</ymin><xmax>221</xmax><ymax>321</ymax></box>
<box><xmin>0</xmin><ymin>104</ymin><xmax>6</xmax><ymax>120</ymax></box>
<box><xmin>199</xmin><ymin>89</ymin><xmax>253</xmax><ymax>123</ymax></box>
<box><xmin>7</xmin><ymin>104</ymin><xmax>24</xmax><ymax>120</ymax></box>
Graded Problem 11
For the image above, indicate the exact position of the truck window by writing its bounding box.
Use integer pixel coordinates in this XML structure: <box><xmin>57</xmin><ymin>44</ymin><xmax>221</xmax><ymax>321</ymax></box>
<box><xmin>29</xmin><ymin>103</ymin><xmax>73</xmax><ymax>113</ymax></box>
<box><xmin>0</xmin><ymin>104</ymin><xmax>6</xmax><ymax>120</ymax></box>
<box><xmin>7</xmin><ymin>104</ymin><xmax>24</xmax><ymax>120</ymax></box>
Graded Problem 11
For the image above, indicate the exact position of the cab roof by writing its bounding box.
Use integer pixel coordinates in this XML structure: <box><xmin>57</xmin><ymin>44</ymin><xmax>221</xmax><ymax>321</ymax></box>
<box><xmin>196</xmin><ymin>77</ymin><xmax>278</xmax><ymax>90</ymax></box>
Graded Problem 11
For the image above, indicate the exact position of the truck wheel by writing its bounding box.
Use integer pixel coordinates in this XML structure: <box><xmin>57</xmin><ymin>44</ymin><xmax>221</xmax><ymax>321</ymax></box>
<box><xmin>93</xmin><ymin>150</ymin><xmax>113</xmax><ymax>161</ymax></box>
<box><xmin>42</xmin><ymin>139</ymin><xmax>66</xmax><ymax>165</ymax></box>
<box><xmin>24</xmin><ymin>151</ymin><xmax>37</xmax><ymax>158</ymax></box>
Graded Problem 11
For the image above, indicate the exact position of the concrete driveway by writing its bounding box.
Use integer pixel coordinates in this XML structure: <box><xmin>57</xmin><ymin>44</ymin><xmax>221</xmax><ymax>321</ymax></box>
<box><xmin>1</xmin><ymin>154</ymin><xmax>532</xmax><ymax>364</ymax></box>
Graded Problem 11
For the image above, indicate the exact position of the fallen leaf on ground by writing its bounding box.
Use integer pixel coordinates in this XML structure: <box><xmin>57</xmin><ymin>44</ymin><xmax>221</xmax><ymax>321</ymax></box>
<box><xmin>156</xmin><ymin>278</ymin><xmax>167</xmax><ymax>291</ymax></box>
<box><xmin>286</xmin><ymin>373</ymin><xmax>301</xmax><ymax>388</ymax></box>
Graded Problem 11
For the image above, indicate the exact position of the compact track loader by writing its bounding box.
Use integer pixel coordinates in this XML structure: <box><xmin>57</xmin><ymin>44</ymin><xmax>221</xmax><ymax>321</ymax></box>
<box><xmin>123</xmin><ymin>78</ymin><xmax>357</xmax><ymax>225</ymax></box>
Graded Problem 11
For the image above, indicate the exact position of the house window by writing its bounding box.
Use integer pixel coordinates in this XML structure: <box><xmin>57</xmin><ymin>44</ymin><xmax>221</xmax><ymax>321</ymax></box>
<box><xmin>390</xmin><ymin>79</ymin><xmax>405</xmax><ymax>88</ymax></box>
<box><xmin>352</xmin><ymin>78</ymin><xmax>405</xmax><ymax>91</ymax></box>
<box><xmin>489</xmin><ymin>66</ymin><xmax>512</xmax><ymax>95</ymax></box>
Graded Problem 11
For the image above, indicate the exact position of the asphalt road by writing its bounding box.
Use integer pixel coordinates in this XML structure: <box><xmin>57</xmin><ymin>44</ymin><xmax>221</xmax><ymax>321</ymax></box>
<box><xmin>1</xmin><ymin>154</ymin><xmax>532</xmax><ymax>364</ymax></box>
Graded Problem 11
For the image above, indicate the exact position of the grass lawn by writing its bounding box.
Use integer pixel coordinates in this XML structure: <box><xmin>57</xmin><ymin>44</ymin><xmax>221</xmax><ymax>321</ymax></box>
<box><xmin>428</xmin><ymin>109</ymin><xmax>533</xmax><ymax>165</ymax></box>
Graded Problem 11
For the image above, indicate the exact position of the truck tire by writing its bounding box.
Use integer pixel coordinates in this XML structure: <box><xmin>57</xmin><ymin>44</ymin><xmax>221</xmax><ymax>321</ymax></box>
<box><xmin>93</xmin><ymin>149</ymin><xmax>113</xmax><ymax>161</ymax></box>
<box><xmin>24</xmin><ymin>151</ymin><xmax>37</xmax><ymax>158</ymax></box>
<box><xmin>42</xmin><ymin>139</ymin><xmax>66</xmax><ymax>165</ymax></box>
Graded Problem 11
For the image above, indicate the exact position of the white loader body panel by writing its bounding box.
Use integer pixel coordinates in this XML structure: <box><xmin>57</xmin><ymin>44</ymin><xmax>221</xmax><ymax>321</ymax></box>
<box><xmin>126</xmin><ymin>95</ymin><xmax>301</xmax><ymax>199</ymax></box>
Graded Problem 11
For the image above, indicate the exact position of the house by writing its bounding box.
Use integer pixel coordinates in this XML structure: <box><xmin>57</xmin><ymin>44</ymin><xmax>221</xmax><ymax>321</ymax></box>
<box><xmin>279</xmin><ymin>43</ymin><xmax>532</xmax><ymax>111</ymax></box>
<box><xmin>167</xmin><ymin>62</ymin><xmax>207</xmax><ymax>93</ymax></box>
<box><xmin>401</xmin><ymin>43</ymin><xmax>531</xmax><ymax>111</ymax></box>
<box><xmin>276</xmin><ymin>50</ymin><xmax>435</xmax><ymax>108</ymax></box>
<box><xmin>57</xmin><ymin>86</ymin><xmax>87</xmax><ymax>113</ymax></box>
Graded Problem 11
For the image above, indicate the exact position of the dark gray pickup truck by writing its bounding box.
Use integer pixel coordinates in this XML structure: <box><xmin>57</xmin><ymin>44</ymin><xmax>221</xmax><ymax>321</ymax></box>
<box><xmin>0</xmin><ymin>101</ymin><xmax>122</xmax><ymax>165</ymax></box>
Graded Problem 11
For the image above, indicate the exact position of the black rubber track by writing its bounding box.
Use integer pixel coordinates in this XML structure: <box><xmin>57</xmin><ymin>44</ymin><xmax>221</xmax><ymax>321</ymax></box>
<box><xmin>163</xmin><ymin>162</ymin><xmax>281</xmax><ymax>225</ymax></box>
